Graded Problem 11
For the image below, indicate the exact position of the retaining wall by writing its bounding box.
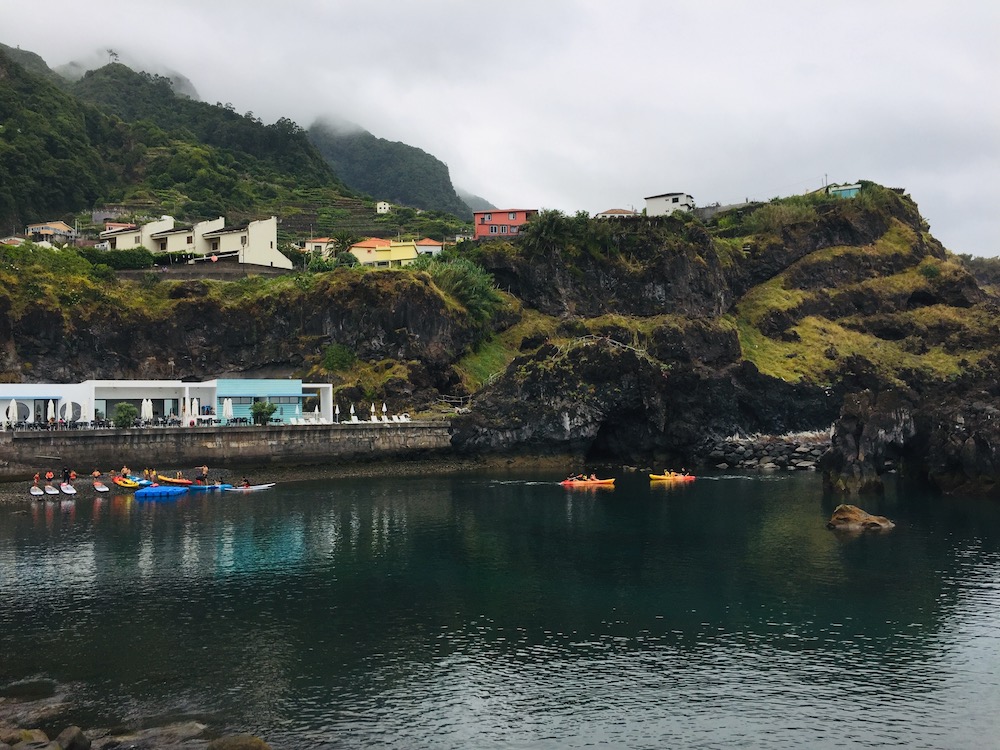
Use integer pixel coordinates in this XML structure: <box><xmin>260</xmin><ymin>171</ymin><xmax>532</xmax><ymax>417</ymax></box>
<box><xmin>0</xmin><ymin>421</ymin><xmax>452</xmax><ymax>478</ymax></box>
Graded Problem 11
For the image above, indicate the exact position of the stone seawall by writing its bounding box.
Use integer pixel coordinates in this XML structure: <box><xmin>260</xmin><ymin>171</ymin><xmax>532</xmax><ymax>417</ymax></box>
<box><xmin>0</xmin><ymin>421</ymin><xmax>452</xmax><ymax>479</ymax></box>
<box><xmin>699</xmin><ymin>430</ymin><xmax>831</xmax><ymax>472</ymax></box>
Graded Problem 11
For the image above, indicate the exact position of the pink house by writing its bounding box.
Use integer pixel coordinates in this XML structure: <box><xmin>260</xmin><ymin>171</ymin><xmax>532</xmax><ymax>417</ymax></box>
<box><xmin>473</xmin><ymin>209</ymin><xmax>538</xmax><ymax>240</ymax></box>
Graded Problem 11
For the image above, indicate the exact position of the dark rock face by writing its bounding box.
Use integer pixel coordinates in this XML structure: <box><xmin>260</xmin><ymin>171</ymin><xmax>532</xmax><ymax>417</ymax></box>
<box><xmin>3</xmin><ymin>272</ymin><xmax>479</xmax><ymax>400</ymax></box>
<box><xmin>821</xmin><ymin>378</ymin><xmax>1000</xmax><ymax>497</ymax></box>
<box><xmin>452</xmin><ymin>339</ymin><xmax>838</xmax><ymax>463</ymax></box>
<box><xmin>820</xmin><ymin>390</ymin><xmax>915</xmax><ymax>495</ymax></box>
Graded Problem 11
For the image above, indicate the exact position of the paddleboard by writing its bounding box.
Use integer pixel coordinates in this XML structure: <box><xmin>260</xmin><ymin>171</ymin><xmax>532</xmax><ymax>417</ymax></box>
<box><xmin>93</xmin><ymin>481</ymin><xmax>109</xmax><ymax>493</ymax></box>
<box><xmin>44</xmin><ymin>485</ymin><xmax>60</xmax><ymax>495</ymax></box>
<box><xmin>29</xmin><ymin>485</ymin><xmax>44</xmax><ymax>497</ymax></box>
<box><xmin>59</xmin><ymin>483</ymin><xmax>77</xmax><ymax>495</ymax></box>
<box><xmin>224</xmin><ymin>483</ymin><xmax>276</xmax><ymax>492</ymax></box>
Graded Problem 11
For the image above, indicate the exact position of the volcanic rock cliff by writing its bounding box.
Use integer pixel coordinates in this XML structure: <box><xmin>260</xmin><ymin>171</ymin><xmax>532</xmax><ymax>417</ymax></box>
<box><xmin>3</xmin><ymin>183</ymin><xmax>999</xmax><ymax>493</ymax></box>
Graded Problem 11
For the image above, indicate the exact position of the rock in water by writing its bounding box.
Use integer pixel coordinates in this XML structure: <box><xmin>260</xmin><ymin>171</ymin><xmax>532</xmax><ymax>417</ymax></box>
<box><xmin>826</xmin><ymin>503</ymin><xmax>895</xmax><ymax>532</ymax></box>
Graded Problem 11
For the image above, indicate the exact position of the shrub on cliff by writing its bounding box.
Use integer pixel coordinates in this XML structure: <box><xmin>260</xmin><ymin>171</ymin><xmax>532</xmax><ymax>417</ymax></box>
<box><xmin>410</xmin><ymin>254</ymin><xmax>504</xmax><ymax>339</ymax></box>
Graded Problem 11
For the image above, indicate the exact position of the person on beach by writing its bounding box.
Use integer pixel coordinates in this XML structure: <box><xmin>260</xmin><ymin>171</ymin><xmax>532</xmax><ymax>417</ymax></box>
<box><xmin>33</xmin><ymin>472</ymin><xmax>40</xmax><ymax>485</ymax></box>
<box><xmin>44</xmin><ymin>470</ymin><xmax>55</xmax><ymax>484</ymax></box>
<box><xmin>91</xmin><ymin>469</ymin><xmax>101</xmax><ymax>479</ymax></box>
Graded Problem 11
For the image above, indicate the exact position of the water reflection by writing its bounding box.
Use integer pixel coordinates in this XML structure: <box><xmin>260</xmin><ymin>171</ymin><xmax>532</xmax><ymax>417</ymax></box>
<box><xmin>0</xmin><ymin>473</ymin><xmax>998</xmax><ymax>748</ymax></box>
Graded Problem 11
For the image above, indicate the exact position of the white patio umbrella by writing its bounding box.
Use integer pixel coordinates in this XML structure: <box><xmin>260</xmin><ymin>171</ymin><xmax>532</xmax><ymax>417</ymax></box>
<box><xmin>382</xmin><ymin>402</ymin><xmax>388</xmax><ymax>415</ymax></box>
<box><xmin>8</xmin><ymin>398</ymin><xmax>18</xmax><ymax>426</ymax></box>
<box><xmin>295</xmin><ymin>403</ymin><xmax>300</xmax><ymax>417</ymax></box>
<box><xmin>349</xmin><ymin>403</ymin><xmax>355</xmax><ymax>416</ymax></box>
<box><xmin>334</xmin><ymin>404</ymin><xmax>340</xmax><ymax>423</ymax></box>
<box><xmin>80</xmin><ymin>398</ymin><xmax>90</xmax><ymax>425</ymax></box>
<box><xmin>47</xmin><ymin>399</ymin><xmax>55</xmax><ymax>422</ymax></box>
<box><xmin>192</xmin><ymin>398</ymin><xmax>200</xmax><ymax>421</ymax></box>
<box><xmin>371</xmin><ymin>402</ymin><xmax>376</xmax><ymax>415</ymax></box>
<box><xmin>223</xmin><ymin>398</ymin><xmax>234</xmax><ymax>421</ymax></box>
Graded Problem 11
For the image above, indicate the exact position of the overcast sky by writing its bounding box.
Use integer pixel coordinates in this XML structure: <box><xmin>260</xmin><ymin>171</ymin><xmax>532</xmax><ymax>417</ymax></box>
<box><xmin>3</xmin><ymin>0</ymin><xmax>998</xmax><ymax>254</ymax></box>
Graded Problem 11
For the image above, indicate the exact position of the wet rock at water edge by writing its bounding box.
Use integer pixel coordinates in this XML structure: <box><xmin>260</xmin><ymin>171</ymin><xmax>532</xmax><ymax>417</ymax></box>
<box><xmin>826</xmin><ymin>503</ymin><xmax>895</xmax><ymax>532</ymax></box>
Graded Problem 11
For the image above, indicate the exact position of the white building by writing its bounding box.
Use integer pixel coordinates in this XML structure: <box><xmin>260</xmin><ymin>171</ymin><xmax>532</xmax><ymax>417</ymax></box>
<box><xmin>148</xmin><ymin>217</ymin><xmax>225</xmax><ymax>254</ymax></box>
<box><xmin>376</xmin><ymin>201</ymin><xmax>392</xmax><ymax>214</ymax></box>
<box><xmin>645</xmin><ymin>193</ymin><xmax>695</xmax><ymax>217</ymax></box>
<box><xmin>0</xmin><ymin>378</ymin><xmax>334</xmax><ymax>426</ymax></box>
<box><xmin>594</xmin><ymin>208</ymin><xmax>639</xmax><ymax>220</ymax></box>
<box><xmin>100</xmin><ymin>215</ymin><xmax>176</xmax><ymax>251</ymax></box>
<box><xmin>200</xmin><ymin>217</ymin><xmax>292</xmax><ymax>269</ymax></box>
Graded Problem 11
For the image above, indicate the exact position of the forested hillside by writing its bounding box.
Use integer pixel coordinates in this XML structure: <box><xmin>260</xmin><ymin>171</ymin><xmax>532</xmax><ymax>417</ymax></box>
<box><xmin>0</xmin><ymin>48</ymin><xmax>128</xmax><ymax>232</ymax></box>
<box><xmin>309</xmin><ymin>119</ymin><xmax>472</xmax><ymax>219</ymax></box>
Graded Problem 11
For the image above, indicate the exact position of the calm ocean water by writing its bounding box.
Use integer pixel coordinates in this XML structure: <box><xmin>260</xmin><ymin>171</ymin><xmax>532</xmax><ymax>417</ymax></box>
<box><xmin>1</xmin><ymin>471</ymin><xmax>999</xmax><ymax>749</ymax></box>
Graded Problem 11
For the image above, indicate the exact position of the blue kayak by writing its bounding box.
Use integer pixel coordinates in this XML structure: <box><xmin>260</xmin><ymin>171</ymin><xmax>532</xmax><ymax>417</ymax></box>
<box><xmin>135</xmin><ymin>485</ymin><xmax>188</xmax><ymax>499</ymax></box>
<box><xmin>188</xmin><ymin>483</ymin><xmax>233</xmax><ymax>491</ymax></box>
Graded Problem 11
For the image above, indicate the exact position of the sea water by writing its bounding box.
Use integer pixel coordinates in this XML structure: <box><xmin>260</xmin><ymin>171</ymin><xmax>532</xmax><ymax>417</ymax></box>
<box><xmin>1</xmin><ymin>472</ymin><xmax>998</xmax><ymax>749</ymax></box>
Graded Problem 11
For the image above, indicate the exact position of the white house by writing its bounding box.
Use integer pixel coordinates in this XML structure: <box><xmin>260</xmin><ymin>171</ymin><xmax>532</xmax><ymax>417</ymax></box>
<box><xmin>100</xmin><ymin>215</ymin><xmax>175</xmax><ymax>250</ymax></box>
<box><xmin>645</xmin><ymin>193</ymin><xmax>695</xmax><ymax>217</ymax></box>
<box><xmin>415</xmin><ymin>237</ymin><xmax>443</xmax><ymax>256</ymax></box>
<box><xmin>376</xmin><ymin>201</ymin><xmax>392</xmax><ymax>214</ymax></box>
<box><xmin>594</xmin><ymin>208</ymin><xmax>639</xmax><ymax>220</ymax></box>
<box><xmin>148</xmin><ymin>217</ymin><xmax>225</xmax><ymax>254</ymax></box>
<box><xmin>200</xmin><ymin>217</ymin><xmax>292</xmax><ymax>269</ymax></box>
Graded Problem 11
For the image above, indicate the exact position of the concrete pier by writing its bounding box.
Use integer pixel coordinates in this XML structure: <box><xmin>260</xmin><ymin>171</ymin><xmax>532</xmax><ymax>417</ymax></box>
<box><xmin>0</xmin><ymin>421</ymin><xmax>453</xmax><ymax>478</ymax></box>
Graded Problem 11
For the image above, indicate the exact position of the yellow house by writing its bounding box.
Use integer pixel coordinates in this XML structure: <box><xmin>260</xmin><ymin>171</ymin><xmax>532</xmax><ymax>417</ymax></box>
<box><xmin>349</xmin><ymin>238</ymin><xmax>419</xmax><ymax>268</ymax></box>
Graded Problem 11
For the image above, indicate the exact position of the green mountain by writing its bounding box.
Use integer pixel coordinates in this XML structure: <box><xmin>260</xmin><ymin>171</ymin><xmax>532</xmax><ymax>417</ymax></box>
<box><xmin>0</xmin><ymin>47</ymin><xmax>127</xmax><ymax>232</ymax></box>
<box><xmin>308</xmin><ymin>119</ymin><xmax>472</xmax><ymax>220</ymax></box>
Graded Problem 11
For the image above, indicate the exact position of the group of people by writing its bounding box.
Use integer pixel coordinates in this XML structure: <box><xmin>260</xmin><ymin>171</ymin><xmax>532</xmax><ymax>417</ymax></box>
<box><xmin>33</xmin><ymin>462</ymin><xmax>252</xmax><ymax>488</ymax></box>
<box><xmin>566</xmin><ymin>473</ymin><xmax>600</xmax><ymax>482</ymax></box>
<box><xmin>32</xmin><ymin>468</ymin><xmax>76</xmax><ymax>485</ymax></box>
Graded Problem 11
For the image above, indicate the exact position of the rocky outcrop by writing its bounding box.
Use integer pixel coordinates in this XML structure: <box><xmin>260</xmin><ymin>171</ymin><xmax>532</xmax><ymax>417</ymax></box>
<box><xmin>3</xmin><ymin>272</ymin><xmax>483</xmax><ymax>402</ymax></box>
<box><xmin>826</xmin><ymin>503</ymin><xmax>895</xmax><ymax>532</ymax></box>
<box><xmin>452</xmin><ymin>338</ymin><xmax>839</xmax><ymax>464</ymax></box>
<box><xmin>820</xmin><ymin>390</ymin><xmax>915</xmax><ymax>495</ymax></box>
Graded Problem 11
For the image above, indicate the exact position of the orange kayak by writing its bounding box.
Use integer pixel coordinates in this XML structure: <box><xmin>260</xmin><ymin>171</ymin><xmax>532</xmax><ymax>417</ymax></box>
<box><xmin>560</xmin><ymin>478</ymin><xmax>616</xmax><ymax>487</ymax></box>
<box><xmin>157</xmin><ymin>474</ymin><xmax>193</xmax><ymax>486</ymax></box>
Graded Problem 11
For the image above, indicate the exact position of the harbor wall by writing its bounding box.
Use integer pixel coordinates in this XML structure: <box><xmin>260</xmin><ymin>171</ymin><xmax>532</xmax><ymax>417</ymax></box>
<box><xmin>0</xmin><ymin>421</ymin><xmax>453</xmax><ymax>478</ymax></box>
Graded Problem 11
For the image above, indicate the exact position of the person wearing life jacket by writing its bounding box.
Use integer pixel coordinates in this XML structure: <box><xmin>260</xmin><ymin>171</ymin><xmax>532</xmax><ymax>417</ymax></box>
<box><xmin>33</xmin><ymin>472</ymin><xmax>40</xmax><ymax>485</ymax></box>
<box><xmin>44</xmin><ymin>469</ymin><xmax>55</xmax><ymax>484</ymax></box>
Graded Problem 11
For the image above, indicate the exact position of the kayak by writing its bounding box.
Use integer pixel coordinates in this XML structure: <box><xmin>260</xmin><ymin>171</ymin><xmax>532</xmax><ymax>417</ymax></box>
<box><xmin>224</xmin><ymin>483</ymin><xmax>276</xmax><ymax>492</ymax></box>
<box><xmin>29</xmin><ymin>485</ymin><xmax>44</xmax><ymax>497</ymax></box>
<box><xmin>127</xmin><ymin>475</ymin><xmax>153</xmax><ymax>487</ymax></box>
<box><xmin>60</xmin><ymin>483</ymin><xmax>77</xmax><ymax>495</ymax></box>
<box><xmin>188</xmin><ymin>483</ymin><xmax>233</xmax><ymax>491</ymax></box>
<box><xmin>649</xmin><ymin>473</ymin><xmax>696</xmax><ymax>482</ymax></box>
<box><xmin>135</xmin><ymin>485</ymin><xmax>188</xmax><ymax>499</ymax></box>
<box><xmin>156</xmin><ymin>474</ymin><xmax>193</xmax><ymax>486</ymax></box>
<box><xmin>93</xmin><ymin>481</ymin><xmax>110</xmax><ymax>492</ymax></box>
<box><xmin>559</xmin><ymin>478</ymin><xmax>616</xmax><ymax>487</ymax></box>
<box><xmin>44</xmin><ymin>485</ymin><xmax>60</xmax><ymax>495</ymax></box>
<box><xmin>112</xmin><ymin>476</ymin><xmax>139</xmax><ymax>490</ymax></box>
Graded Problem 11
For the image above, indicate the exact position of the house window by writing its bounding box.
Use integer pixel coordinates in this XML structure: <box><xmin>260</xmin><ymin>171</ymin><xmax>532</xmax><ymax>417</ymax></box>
<box><xmin>241</xmin><ymin>236</ymin><xmax>247</xmax><ymax>246</ymax></box>
<box><xmin>500</xmin><ymin>225</ymin><xmax>508</xmax><ymax>233</ymax></box>
<box><xmin>186</xmin><ymin>236</ymin><xmax>193</xmax><ymax>244</ymax></box>
<box><xmin>508</xmin><ymin>212</ymin><xmax>517</xmax><ymax>220</ymax></box>
<box><xmin>490</xmin><ymin>225</ymin><xmax>499</xmax><ymax>234</ymax></box>
<box><xmin>510</xmin><ymin>226</ymin><xmax>519</xmax><ymax>234</ymax></box>
<box><xmin>484</xmin><ymin>213</ymin><xmax>492</xmax><ymax>221</ymax></box>
<box><xmin>159</xmin><ymin>241</ymin><xmax>167</xmax><ymax>251</ymax></box>
<box><xmin>212</xmin><ymin>241</ymin><xmax>219</xmax><ymax>251</ymax></box>
<box><xmin>672</xmin><ymin>196</ymin><xmax>679</xmax><ymax>203</ymax></box>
